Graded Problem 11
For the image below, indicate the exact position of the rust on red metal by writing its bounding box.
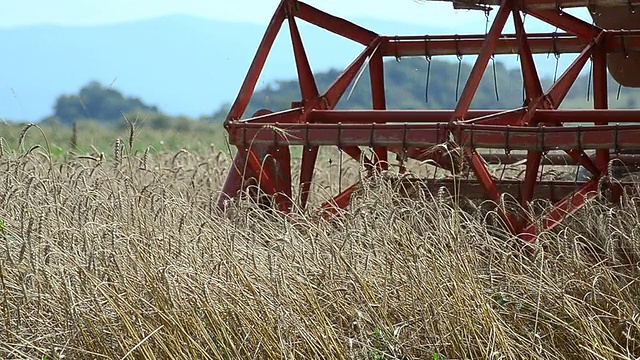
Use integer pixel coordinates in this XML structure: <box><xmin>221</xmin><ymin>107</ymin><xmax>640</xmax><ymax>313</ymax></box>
<box><xmin>218</xmin><ymin>0</ymin><xmax>640</xmax><ymax>241</ymax></box>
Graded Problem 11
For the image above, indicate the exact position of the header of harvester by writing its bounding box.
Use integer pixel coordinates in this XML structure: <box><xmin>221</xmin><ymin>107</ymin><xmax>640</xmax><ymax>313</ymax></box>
<box><xmin>428</xmin><ymin>0</ymin><xmax>640</xmax><ymax>10</ymax></box>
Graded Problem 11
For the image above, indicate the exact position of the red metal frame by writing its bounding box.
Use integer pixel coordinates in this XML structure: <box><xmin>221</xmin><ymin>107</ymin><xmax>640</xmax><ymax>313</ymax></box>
<box><xmin>218</xmin><ymin>0</ymin><xmax>640</xmax><ymax>241</ymax></box>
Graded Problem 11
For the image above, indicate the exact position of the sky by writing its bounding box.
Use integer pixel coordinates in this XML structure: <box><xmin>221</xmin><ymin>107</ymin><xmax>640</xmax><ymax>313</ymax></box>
<box><xmin>0</xmin><ymin>0</ymin><xmax>515</xmax><ymax>30</ymax></box>
<box><xmin>0</xmin><ymin>0</ymin><xmax>593</xmax><ymax>121</ymax></box>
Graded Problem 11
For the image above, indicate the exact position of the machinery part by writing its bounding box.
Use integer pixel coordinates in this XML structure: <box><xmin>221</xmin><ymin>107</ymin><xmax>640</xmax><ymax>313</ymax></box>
<box><xmin>591</xmin><ymin>8</ymin><xmax>640</xmax><ymax>87</ymax></box>
<box><xmin>218</xmin><ymin>109</ymin><xmax>292</xmax><ymax>211</ymax></box>
<box><xmin>218</xmin><ymin>0</ymin><xmax>640</xmax><ymax>242</ymax></box>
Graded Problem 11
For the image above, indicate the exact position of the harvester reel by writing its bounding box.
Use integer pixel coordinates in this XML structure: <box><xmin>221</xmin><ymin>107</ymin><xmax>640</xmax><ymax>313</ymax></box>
<box><xmin>218</xmin><ymin>0</ymin><xmax>640</xmax><ymax>241</ymax></box>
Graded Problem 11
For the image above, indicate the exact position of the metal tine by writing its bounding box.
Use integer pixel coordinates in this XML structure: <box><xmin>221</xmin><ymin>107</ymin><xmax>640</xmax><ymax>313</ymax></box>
<box><xmin>547</xmin><ymin>27</ymin><xmax>558</xmax><ymax>59</ymax></box>
<box><xmin>522</xmin><ymin>75</ymin><xmax>526</xmax><ymax>103</ymax></box>
<box><xmin>432</xmin><ymin>124</ymin><xmax>440</xmax><ymax>180</ymax></box>
<box><xmin>347</xmin><ymin>41</ymin><xmax>380</xmax><ymax>102</ymax></box>
<box><xmin>399</xmin><ymin>124</ymin><xmax>408</xmax><ymax>174</ymax></box>
<box><xmin>455</xmin><ymin>35</ymin><xmax>463</xmax><ymax>102</ymax></box>
<box><xmin>425</xmin><ymin>38</ymin><xmax>432</xmax><ymax>103</ymax></box>
<box><xmin>586</xmin><ymin>53</ymin><xmax>593</xmax><ymax>102</ymax></box>
<box><xmin>336</xmin><ymin>123</ymin><xmax>344</xmax><ymax>194</ymax></box>
<box><xmin>574</xmin><ymin>161</ymin><xmax>581</xmax><ymax>182</ymax></box>
<box><xmin>617</xmin><ymin>83</ymin><xmax>623</xmax><ymax>100</ymax></box>
<box><xmin>500</xmin><ymin>163</ymin><xmax>507</xmax><ymax>181</ymax></box>
<box><xmin>492</xmin><ymin>55</ymin><xmax>500</xmax><ymax>102</ymax></box>
<box><xmin>552</xmin><ymin>31</ymin><xmax>561</xmax><ymax>83</ymax></box>
<box><xmin>338</xmin><ymin>147</ymin><xmax>344</xmax><ymax>194</ymax></box>
<box><xmin>539</xmin><ymin>152</ymin><xmax>546</xmax><ymax>181</ymax></box>
<box><xmin>616</xmin><ymin>32</ymin><xmax>630</xmax><ymax>101</ymax></box>
<box><xmin>484</xmin><ymin>8</ymin><xmax>490</xmax><ymax>35</ymax></box>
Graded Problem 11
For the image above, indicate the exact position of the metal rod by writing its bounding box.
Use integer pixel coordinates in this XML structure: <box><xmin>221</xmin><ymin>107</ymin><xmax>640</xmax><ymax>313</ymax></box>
<box><xmin>527</xmin><ymin>9</ymin><xmax>598</xmax><ymax>42</ymax></box>
<box><xmin>593</xmin><ymin>39</ymin><xmax>610</xmax><ymax>170</ymax></box>
<box><xmin>294</xmin><ymin>1</ymin><xmax>378</xmax><ymax>45</ymax></box>
<box><xmin>427</xmin><ymin>0</ymin><xmax>640</xmax><ymax>9</ymax></box>
<box><xmin>228</xmin><ymin>122</ymin><xmax>640</xmax><ymax>150</ymax></box>
<box><xmin>379</xmin><ymin>31</ymin><xmax>640</xmax><ymax>57</ymax></box>
<box><xmin>300</xmin><ymin>109</ymin><xmax>640</xmax><ymax>124</ymax></box>
<box><xmin>299</xmin><ymin>146</ymin><xmax>319</xmax><ymax>210</ymax></box>
<box><xmin>225</xmin><ymin>3</ymin><xmax>286</xmax><ymax>123</ymax></box>
<box><xmin>547</xmin><ymin>32</ymin><xmax>603</xmax><ymax>107</ymax></box>
<box><xmin>369</xmin><ymin>50</ymin><xmax>388</xmax><ymax>171</ymax></box>
<box><xmin>513</xmin><ymin>10</ymin><xmax>544</xmax><ymax>111</ymax></box>
<box><xmin>287</xmin><ymin>13</ymin><xmax>319</xmax><ymax>101</ymax></box>
<box><xmin>322</xmin><ymin>39</ymin><xmax>381</xmax><ymax>109</ymax></box>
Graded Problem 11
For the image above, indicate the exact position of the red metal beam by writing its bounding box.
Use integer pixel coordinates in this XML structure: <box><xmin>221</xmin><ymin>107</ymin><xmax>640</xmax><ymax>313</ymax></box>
<box><xmin>293</xmin><ymin>1</ymin><xmax>378</xmax><ymax>46</ymax></box>
<box><xmin>228</xmin><ymin>122</ymin><xmax>640</xmax><ymax>150</ymax></box>
<box><xmin>593</xmin><ymin>41</ymin><xmax>610</xmax><ymax>171</ymax></box>
<box><xmin>452</xmin><ymin>1</ymin><xmax>510</xmax><ymax>121</ymax></box>
<box><xmin>226</xmin><ymin>3</ymin><xmax>286</xmax><ymax>122</ymax></box>
<box><xmin>515</xmin><ymin>0</ymin><xmax>640</xmax><ymax>9</ymax></box>
<box><xmin>299</xmin><ymin>146</ymin><xmax>319</xmax><ymax>210</ymax></box>
<box><xmin>527</xmin><ymin>10</ymin><xmax>599</xmax><ymax>42</ymax></box>
<box><xmin>307</xmin><ymin>109</ymin><xmax>502</xmax><ymax>123</ymax></box>
<box><xmin>401</xmin><ymin>146</ymin><xmax>464</xmax><ymax>173</ymax></box>
<box><xmin>535</xmin><ymin>109</ymin><xmax>640</xmax><ymax>123</ymax></box>
<box><xmin>513</xmin><ymin>11</ymin><xmax>544</xmax><ymax>110</ymax></box>
<box><xmin>320</xmin><ymin>183</ymin><xmax>359</xmax><ymax>216</ymax></box>
<box><xmin>342</xmin><ymin>146</ymin><xmax>375</xmax><ymax>170</ymax></box>
<box><xmin>450</xmin><ymin>4</ymin><xmax>512</xmax><ymax>232</ymax></box>
<box><xmin>240</xmin><ymin>109</ymin><xmax>640</xmax><ymax>125</ymax></box>
<box><xmin>547</xmin><ymin>33</ymin><xmax>602</xmax><ymax>108</ymax></box>
<box><xmin>380</xmin><ymin>32</ymin><xmax>640</xmax><ymax>57</ymax></box>
<box><xmin>457</xmin><ymin>125</ymin><xmax>640</xmax><ymax>151</ymax></box>
<box><xmin>523</xmin><ymin>177</ymin><xmax>599</xmax><ymax>235</ymax></box>
<box><xmin>467</xmin><ymin>148</ymin><xmax>502</xmax><ymax>201</ymax></box>
<box><xmin>287</xmin><ymin>14</ymin><xmax>319</xmax><ymax>102</ymax></box>
<box><xmin>237</xmin><ymin>146</ymin><xmax>279</xmax><ymax>197</ymax></box>
<box><xmin>370</xmin><ymin>50</ymin><xmax>388</xmax><ymax>171</ymax></box>
<box><xmin>514</xmin><ymin>8</ymin><xmax>545</xmax><ymax>208</ymax></box>
<box><xmin>435</xmin><ymin>0</ymin><xmax>640</xmax><ymax>10</ymax></box>
<box><xmin>522</xmin><ymin>151</ymin><xmax>543</xmax><ymax>205</ymax></box>
<box><xmin>217</xmin><ymin>152</ymin><xmax>246</xmax><ymax>210</ymax></box>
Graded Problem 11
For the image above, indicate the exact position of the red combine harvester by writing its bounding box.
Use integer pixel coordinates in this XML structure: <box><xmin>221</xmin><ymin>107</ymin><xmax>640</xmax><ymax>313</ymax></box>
<box><xmin>217</xmin><ymin>0</ymin><xmax>640</xmax><ymax>241</ymax></box>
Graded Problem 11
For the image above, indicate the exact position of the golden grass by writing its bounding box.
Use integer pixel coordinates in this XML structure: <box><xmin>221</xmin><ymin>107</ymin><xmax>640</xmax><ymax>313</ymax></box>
<box><xmin>0</xmin><ymin>139</ymin><xmax>639</xmax><ymax>359</ymax></box>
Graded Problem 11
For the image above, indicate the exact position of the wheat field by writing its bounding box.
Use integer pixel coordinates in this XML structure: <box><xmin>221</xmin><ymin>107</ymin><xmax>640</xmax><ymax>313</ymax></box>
<box><xmin>0</xmin><ymin>127</ymin><xmax>639</xmax><ymax>359</ymax></box>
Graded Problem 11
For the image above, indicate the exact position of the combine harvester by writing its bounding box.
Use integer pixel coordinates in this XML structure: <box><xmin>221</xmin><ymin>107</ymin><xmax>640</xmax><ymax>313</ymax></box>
<box><xmin>217</xmin><ymin>0</ymin><xmax>640</xmax><ymax>241</ymax></box>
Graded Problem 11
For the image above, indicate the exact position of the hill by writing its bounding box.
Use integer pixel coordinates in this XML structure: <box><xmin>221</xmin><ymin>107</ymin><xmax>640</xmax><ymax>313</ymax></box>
<box><xmin>217</xmin><ymin>57</ymin><xmax>640</xmax><ymax>119</ymax></box>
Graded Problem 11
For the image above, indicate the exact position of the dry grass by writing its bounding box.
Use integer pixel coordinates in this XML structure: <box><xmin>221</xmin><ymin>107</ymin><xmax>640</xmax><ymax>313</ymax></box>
<box><xmin>0</xmin><ymin>140</ymin><xmax>639</xmax><ymax>359</ymax></box>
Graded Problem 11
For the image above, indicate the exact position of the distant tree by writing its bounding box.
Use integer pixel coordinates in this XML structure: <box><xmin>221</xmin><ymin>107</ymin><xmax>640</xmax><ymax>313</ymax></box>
<box><xmin>54</xmin><ymin>81</ymin><xmax>159</xmax><ymax>126</ymax></box>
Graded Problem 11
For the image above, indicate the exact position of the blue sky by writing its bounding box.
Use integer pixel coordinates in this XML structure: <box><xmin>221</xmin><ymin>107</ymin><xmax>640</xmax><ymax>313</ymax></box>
<box><xmin>1</xmin><ymin>0</ymin><xmax>517</xmax><ymax>30</ymax></box>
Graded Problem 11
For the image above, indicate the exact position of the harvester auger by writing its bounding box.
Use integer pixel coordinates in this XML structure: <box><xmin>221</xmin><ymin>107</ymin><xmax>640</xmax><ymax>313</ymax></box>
<box><xmin>217</xmin><ymin>0</ymin><xmax>640</xmax><ymax>241</ymax></box>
